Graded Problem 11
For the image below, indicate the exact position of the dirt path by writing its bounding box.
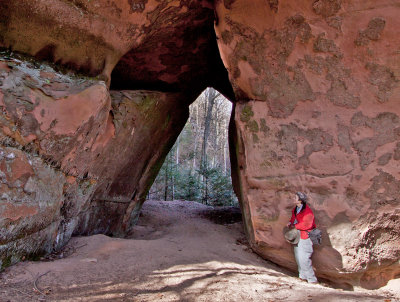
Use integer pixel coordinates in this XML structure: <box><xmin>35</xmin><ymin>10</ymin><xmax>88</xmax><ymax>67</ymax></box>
<box><xmin>1</xmin><ymin>200</ymin><xmax>399</xmax><ymax>302</ymax></box>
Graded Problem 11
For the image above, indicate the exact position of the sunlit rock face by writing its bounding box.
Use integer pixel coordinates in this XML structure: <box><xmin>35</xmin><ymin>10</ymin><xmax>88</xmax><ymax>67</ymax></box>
<box><xmin>215</xmin><ymin>0</ymin><xmax>400</xmax><ymax>289</ymax></box>
<box><xmin>0</xmin><ymin>0</ymin><xmax>399</xmax><ymax>290</ymax></box>
<box><xmin>0</xmin><ymin>55</ymin><xmax>188</xmax><ymax>267</ymax></box>
<box><xmin>0</xmin><ymin>0</ymin><xmax>233</xmax><ymax>270</ymax></box>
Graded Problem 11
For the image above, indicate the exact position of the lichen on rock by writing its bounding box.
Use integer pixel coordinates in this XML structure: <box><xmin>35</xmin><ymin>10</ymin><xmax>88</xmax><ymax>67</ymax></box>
<box><xmin>1</xmin><ymin>0</ymin><xmax>400</xmax><ymax>290</ymax></box>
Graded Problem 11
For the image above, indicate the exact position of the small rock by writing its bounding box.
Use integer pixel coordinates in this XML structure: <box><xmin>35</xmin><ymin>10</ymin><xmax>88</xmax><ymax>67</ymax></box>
<box><xmin>81</xmin><ymin>258</ymin><xmax>98</xmax><ymax>263</ymax></box>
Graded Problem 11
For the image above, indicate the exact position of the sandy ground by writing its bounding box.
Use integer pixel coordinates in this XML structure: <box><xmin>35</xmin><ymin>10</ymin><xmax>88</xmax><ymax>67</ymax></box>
<box><xmin>0</xmin><ymin>200</ymin><xmax>399</xmax><ymax>302</ymax></box>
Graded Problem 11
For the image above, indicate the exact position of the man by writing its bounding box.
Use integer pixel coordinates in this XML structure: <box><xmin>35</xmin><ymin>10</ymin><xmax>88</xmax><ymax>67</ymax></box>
<box><xmin>287</xmin><ymin>192</ymin><xmax>318</xmax><ymax>283</ymax></box>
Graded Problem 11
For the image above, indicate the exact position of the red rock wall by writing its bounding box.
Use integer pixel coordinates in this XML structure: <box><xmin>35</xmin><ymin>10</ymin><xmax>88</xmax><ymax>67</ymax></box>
<box><xmin>0</xmin><ymin>0</ymin><xmax>232</xmax><ymax>98</ymax></box>
<box><xmin>0</xmin><ymin>0</ymin><xmax>233</xmax><ymax>272</ymax></box>
<box><xmin>1</xmin><ymin>0</ymin><xmax>399</xmax><ymax>289</ymax></box>
<box><xmin>0</xmin><ymin>54</ymin><xmax>187</xmax><ymax>268</ymax></box>
<box><xmin>216</xmin><ymin>0</ymin><xmax>400</xmax><ymax>289</ymax></box>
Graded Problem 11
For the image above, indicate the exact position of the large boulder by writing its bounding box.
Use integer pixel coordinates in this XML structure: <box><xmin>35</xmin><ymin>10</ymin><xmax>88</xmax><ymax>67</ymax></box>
<box><xmin>0</xmin><ymin>54</ymin><xmax>188</xmax><ymax>268</ymax></box>
<box><xmin>215</xmin><ymin>0</ymin><xmax>400</xmax><ymax>289</ymax></box>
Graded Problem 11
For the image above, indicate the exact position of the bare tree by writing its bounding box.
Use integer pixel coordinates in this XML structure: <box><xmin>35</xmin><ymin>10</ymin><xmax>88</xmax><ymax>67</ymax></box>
<box><xmin>149</xmin><ymin>87</ymin><xmax>235</xmax><ymax>205</ymax></box>
<box><xmin>200</xmin><ymin>88</ymin><xmax>220</xmax><ymax>171</ymax></box>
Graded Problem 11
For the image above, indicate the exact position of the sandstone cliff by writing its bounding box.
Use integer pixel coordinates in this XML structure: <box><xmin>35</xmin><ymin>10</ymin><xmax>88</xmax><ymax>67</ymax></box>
<box><xmin>0</xmin><ymin>0</ymin><xmax>399</xmax><ymax>289</ymax></box>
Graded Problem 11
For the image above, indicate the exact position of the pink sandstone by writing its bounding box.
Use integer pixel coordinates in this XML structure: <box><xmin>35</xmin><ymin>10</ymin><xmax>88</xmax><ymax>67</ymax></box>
<box><xmin>0</xmin><ymin>0</ymin><xmax>399</xmax><ymax>289</ymax></box>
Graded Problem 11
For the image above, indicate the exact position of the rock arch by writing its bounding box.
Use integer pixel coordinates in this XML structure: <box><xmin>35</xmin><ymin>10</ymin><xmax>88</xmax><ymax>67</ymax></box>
<box><xmin>0</xmin><ymin>0</ymin><xmax>399</xmax><ymax>289</ymax></box>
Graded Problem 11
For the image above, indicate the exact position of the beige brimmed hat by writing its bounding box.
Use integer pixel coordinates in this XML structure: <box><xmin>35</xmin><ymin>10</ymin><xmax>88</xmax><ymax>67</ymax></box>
<box><xmin>285</xmin><ymin>228</ymin><xmax>300</xmax><ymax>245</ymax></box>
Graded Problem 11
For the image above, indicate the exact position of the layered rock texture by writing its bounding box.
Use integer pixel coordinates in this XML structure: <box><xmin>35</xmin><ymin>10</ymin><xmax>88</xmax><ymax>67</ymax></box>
<box><xmin>0</xmin><ymin>0</ymin><xmax>399</xmax><ymax>290</ymax></box>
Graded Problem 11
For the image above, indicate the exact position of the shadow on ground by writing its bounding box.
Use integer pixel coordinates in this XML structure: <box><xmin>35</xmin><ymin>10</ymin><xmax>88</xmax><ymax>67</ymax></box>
<box><xmin>0</xmin><ymin>201</ymin><xmax>397</xmax><ymax>302</ymax></box>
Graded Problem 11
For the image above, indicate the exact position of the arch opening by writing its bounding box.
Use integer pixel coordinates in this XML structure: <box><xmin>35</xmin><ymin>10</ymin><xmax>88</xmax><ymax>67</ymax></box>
<box><xmin>148</xmin><ymin>87</ymin><xmax>238</xmax><ymax>208</ymax></box>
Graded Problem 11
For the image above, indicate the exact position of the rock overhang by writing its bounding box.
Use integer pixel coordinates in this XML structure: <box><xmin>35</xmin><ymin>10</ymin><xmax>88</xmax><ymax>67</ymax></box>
<box><xmin>0</xmin><ymin>0</ymin><xmax>234</xmax><ymax>101</ymax></box>
<box><xmin>0</xmin><ymin>0</ymin><xmax>400</xmax><ymax>290</ymax></box>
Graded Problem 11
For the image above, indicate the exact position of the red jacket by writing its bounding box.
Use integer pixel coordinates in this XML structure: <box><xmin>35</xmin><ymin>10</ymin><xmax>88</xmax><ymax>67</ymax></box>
<box><xmin>289</xmin><ymin>204</ymin><xmax>316</xmax><ymax>239</ymax></box>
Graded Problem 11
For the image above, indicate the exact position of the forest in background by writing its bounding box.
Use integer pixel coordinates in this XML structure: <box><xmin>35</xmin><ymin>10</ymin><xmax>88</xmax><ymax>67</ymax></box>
<box><xmin>148</xmin><ymin>88</ymin><xmax>238</xmax><ymax>206</ymax></box>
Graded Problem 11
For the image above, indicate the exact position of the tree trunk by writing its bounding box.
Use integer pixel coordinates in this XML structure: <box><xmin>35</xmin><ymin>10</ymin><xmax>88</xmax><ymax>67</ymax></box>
<box><xmin>171</xmin><ymin>172</ymin><xmax>174</xmax><ymax>200</ymax></box>
<box><xmin>176</xmin><ymin>135</ymin><xmax>180</xmax><ymax>165</ymax></box>
<box><xmin>164</xmin><ymin>154</ymin><xmax>169</xmax><ymax>201</ymax></box>
<box><xmin>192</xmin><ymin>102</ymin><xmax>199</xmax><ymax>172</ymax></box>
<box><xmin>200</xmin><ymin>88</ymin><xmax>220</xmax><ymax>203</ymax></box>
<box><xmin>224</xmin><ymin>140</ymin><xmax>227</xmax><ymax>175</ymax></box>
<box><xmin>200</xmin><ymin>88</ymin><xmax>219</xmax><ymax>171</ymax></box>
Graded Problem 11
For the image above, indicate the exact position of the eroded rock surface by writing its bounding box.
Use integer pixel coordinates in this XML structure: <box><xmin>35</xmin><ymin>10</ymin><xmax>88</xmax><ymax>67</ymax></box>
<box><xmin>0</xmin><ymin>54</ymin><xmax>188</xmax><ymax>268</ymax></box>
<box><xmin>0</xmin><ymin>0</ymin><xmax>232</xmax><ymax>98</ymax></box>
<box><xmin>215</xmin><ymin>0</ymin><xmax>400</xmax><ymax>289</ymax></box>
<box><xmin>0</xmin><ymin>0</ymin><xmax>234</xmax><ymax>271</ymax></box>
<box><xmin>0</xmin><ymin>0</ymin><xmax>399</xmax><ymax>290</ymax></box>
